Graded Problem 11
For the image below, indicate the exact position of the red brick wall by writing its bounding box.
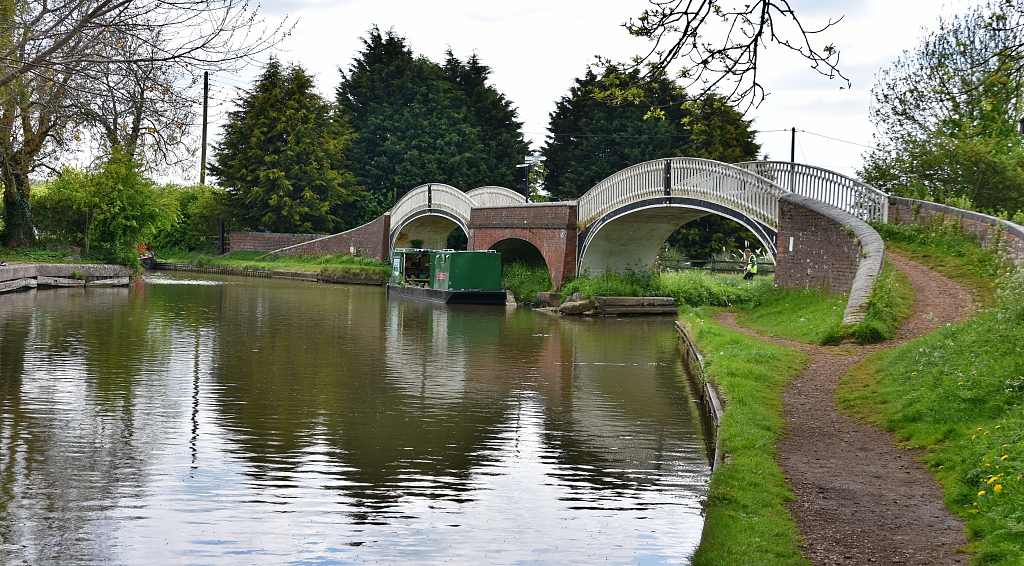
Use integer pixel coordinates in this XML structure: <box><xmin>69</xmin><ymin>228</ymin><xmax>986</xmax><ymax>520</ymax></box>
<box><xmin>468</xmin><ymin>203</ymin><xmax>578</xmax><ymax>288</ymax></box>
<box><xmin>227</xmin><ymin>232</ymin><xmax>320</xmax><ymax>253</ymax></box>
<box><xmin>888</xmin><ymin>197</ymin><xmax>1024</xmax><ymax>264</ymax></box>
<box><xmin>265</xmin><ymin>215</ymin><xmax>392</xmax><ymax>261</ymax></box>
<box><xmin>775</xmin><ymin>198</ymin><xmax>863</xmax><ymax>293</ymax></box>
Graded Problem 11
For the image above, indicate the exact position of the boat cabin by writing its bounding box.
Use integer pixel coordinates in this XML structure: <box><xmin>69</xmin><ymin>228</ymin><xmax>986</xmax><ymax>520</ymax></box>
<box><xmin>389</xmin><ymin>249</ymin><xmax>502</xmax><ymax>292</ymax></box>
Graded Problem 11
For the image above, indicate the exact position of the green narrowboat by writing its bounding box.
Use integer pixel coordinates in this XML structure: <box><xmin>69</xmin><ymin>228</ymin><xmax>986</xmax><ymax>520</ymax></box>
<box><xmin>387</xmin><ymin>249</ymin><xmax>506</xmax><ymax>305</ymax></box>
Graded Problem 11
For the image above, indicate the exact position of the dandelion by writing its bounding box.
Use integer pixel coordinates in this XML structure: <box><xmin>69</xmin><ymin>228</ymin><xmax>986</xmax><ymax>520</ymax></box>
<box><xmin>979</xmin><ymin>490</ymin><xmax>987</xmax><ymax>496</ymax></box>
<box><xmin>958</xmin><ymin>382</ymin><xmax>964</xmax><ymax>386</ymax></box>
<box><xmin>994</xmin><ymin>485</ymin><xmax>1003</xmax><ymax>493</ymax></box>
<box><xmin>1001</xmin><ymin>455</ymin><xmax>1009</xmax><ymax>460</ymax></box>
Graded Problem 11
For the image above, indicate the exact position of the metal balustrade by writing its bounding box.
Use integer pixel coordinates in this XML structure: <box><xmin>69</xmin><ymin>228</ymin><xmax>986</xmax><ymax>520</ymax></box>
<box><xmin>577</xmin><ymin>158</ymin><xmax>786</xmax><ymax>231</ymax></box>
<box><xmin>735</xmin><ymin>161</ymin><xmax>889</xmax><ymax>223</ymax></box>
<box><xmin>466</xmin><ymin>186</ymin><xmax>527</xmax><ymax>206</ymax></box>
<box><xmin>390</xmin><ymin>183</ymin><xmax>476</xmax><ymax>232</ymax></box>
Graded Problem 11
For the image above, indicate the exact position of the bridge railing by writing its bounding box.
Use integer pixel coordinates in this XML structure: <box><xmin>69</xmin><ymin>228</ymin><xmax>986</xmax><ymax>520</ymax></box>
<box><xmin>578</xmin><ymin>158</ymin><xmax>785</xmax><ymax>230</ymax></box>
<box><xmin>735</xmin><ymin>161</ymin><xmax>889</xmax><ymax>223</ymax></box>
<box><xmin>466</xmin><ymin>186</ymin><xmax>527</xmax><ymax>206</ymax></box>
<box><xmin>390</xmin><ymin>183</ymin><xmax>475</xmax><ymax>228</ymax></box>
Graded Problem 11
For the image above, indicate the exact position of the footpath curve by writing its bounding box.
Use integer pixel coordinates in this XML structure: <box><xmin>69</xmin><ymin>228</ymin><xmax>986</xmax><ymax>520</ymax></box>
<box><xmin>716</xmin><ymin>252</ymin><xmax>975</xmax><ymax>565</ymax></box>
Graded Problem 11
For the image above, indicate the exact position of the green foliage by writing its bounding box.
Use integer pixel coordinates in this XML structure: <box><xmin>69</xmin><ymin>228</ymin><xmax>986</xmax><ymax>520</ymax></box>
<box><xmin>541</xmin><ymin>67</ymin><xmax>759</xmax><ymax>201</ymax></box>
<box><xmin>31</xmin><ymin>151</ymin><xmax>176</xmax><ymax>267</ymax></box>
<box><xmin>682</xmin><ymin>310</ymin><xmax>810</xmax><ymax>566</ymax></box>
<box><xmin>151</xmin><ymin>184</ymin><xmax>224</xmax><ymax>254</ymax></box>
<box><xmin>501</xmin><ymin>262</ymin><xmax>551</xmax><ymax>303</ymax></box>
<box><xmin>667</xmin><ymin>215</ymin><xmax>761</xmax><ymax>260</ymax></box>
<box><xmin>851</xmin><ymin>262</ymin><xmax>916</xmax><ymax>344</ymax></box>
<box><xmin>211</xmin><ymin>58</ymin><xmax>364</xmax><ymax>233</ymax></box>
<box><xmin>561</xmin><ymin>269</ymin><xmax>772</xmax><ymax>307</ymax></box>
<box><xmin>337</xmin><ymin>28</ymin><xmax>529</xmax><ymax>221</ymax></box>
<box><xmin>862</xmin><ymin>1</ymin><xmax>1024</xmax><ymax>215</ymax></box>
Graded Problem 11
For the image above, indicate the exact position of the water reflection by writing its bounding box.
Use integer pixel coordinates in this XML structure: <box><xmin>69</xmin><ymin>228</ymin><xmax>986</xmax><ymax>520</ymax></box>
<box><xmin>0</xmin><ymin>273</ymin><xmax>709</xmax><ymax>564</ymax></box>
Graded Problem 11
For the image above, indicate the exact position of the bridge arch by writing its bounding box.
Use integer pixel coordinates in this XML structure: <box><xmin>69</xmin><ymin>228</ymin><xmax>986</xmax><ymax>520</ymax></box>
<box><xmin>390</xmin><ymin>184</ymin><xmax>474</xmax><ymax>249</ymax></box>
<box><xmin>576</xmin><ymin>158</ymin><xmax>783</xmax><ymax>274</ymax></box>
<box><xmin>466</xmin><ymin>186</ymin><xmax>526</xmax><ymax>206</ymax></box>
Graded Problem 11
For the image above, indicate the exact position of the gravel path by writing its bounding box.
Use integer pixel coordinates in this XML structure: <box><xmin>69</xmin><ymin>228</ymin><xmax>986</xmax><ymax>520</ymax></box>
<box><xmin>716</xmin><ymin>252</ymin><xmax>976</xmax><ymax>565</ymax></box>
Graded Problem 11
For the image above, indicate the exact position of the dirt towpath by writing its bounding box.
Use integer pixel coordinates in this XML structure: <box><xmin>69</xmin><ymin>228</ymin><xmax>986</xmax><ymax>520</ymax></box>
<box><xmin>716</xmin><ymin>253</ymin><xmax>976</xmax><ymax>565</ymax></box>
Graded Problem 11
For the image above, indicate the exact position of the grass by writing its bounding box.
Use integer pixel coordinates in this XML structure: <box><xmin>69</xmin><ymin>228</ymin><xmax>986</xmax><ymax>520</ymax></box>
<box><xmin>561</xmin><ymin>269</ymin><xmax>774</xmax><ymax>307</ymax></box>
<box><xmin>734</xmin><ymin>287</ymin><xmax>847</xmax><ymax>343</ymax></box>
<box><xmin>161</xmin><ymin>251</ymin><xmax>390</xmax><ymax>278</ymax></box>
<box><xmin>0</xmin><ymin>245</ymin><xmax>106</xmax><ymax>264</ymax></box>
<box><xmin>501</xmin><ymin>262</ymin><xmax>551</xmax><ymax>303</ymax></box>
<box><xmin>834</xmin><ymin>225</ymin><xmax>1024</xmax><ymax>564</ymax></box>
<box><xmin>681</xmin><ymin>308</ymin><xmax>811</xmax><ymax>566</ymax></box>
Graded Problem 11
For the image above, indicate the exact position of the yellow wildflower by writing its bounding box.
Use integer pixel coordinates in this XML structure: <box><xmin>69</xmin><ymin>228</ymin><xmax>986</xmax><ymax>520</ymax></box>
<box><xmin>1001</xmin><ymin>455</ymin><xmax>1009</xmax><ymax>460</ymax></box>
<box><xmin>994</xmin><ymin>485</ymin><xmax>1003</xmax><ymax>494</ymax></box>
<box><xmin>979</xmin><ymin>490</ymin><xmax>987</xmax><ymax>496</ymax></box>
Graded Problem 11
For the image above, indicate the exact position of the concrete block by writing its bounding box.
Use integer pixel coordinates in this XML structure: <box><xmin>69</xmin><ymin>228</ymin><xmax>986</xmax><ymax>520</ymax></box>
<box><xmin>0</xmin><ymin>278</ymin><xmax>37</xmax><ymax>293</ymax></box>
<box><xmin>86</xmin><ymin>277</ymin><xmax>131</xmax><ymax>287</ymax></box>
<box><xmin>37</xmin><ymin>276</ymin><xmax>85</xmax><ymax>287</ymax></box>
<box><xmin>535</xmin><ymin>291</ymin><xmax>562</xmax><ymax>307</ymax></box>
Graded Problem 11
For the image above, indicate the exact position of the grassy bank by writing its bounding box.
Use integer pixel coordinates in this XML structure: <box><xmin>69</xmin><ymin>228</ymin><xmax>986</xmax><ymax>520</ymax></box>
<box><xmin>501</xmin><ymin>263</ymin><xmax>551</xmax><ymax>303</ymax></box>
<box><xmin>561</xmin><ymin>269</ymin><xmax>774</xmax><ymax>307</ymax></box>
<box><xmin>836</xmin><ymin>226</ymin><xmax>1024</xmax><ymax>564</ymax></box>
<box><xmin>161</xmin><ymin>251</ymin><xmax>389</xmax><ymax>279</ymax></box>
<box><xmin>680</xmin><ymin>309</ymin><xmax>810</xmax><ymax>565</ymax></box>
<box><xmin>0</xmin><ymin>246</ymin><xmax>107</xmax><ymax>264</ymax></box>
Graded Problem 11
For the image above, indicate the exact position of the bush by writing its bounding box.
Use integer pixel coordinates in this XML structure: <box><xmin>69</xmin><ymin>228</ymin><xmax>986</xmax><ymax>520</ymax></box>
<box><xmin>502</xmin><ymin>262</ymin><xmax>551</xmax><ymax>303</ymax></box>
<box><xmin>561</xmin><ymin>268</ymin><xmax>771</xmax><ymax>308</ymax></box>
<box><xmin>151</xmin><ymin>184</ymin><xmax>225</xmax><ymax>254</ymax></box>
<box><xmin>31</xmin><ymin>151</ymin><xmax>177</xmax><ymax>267</ymax></box>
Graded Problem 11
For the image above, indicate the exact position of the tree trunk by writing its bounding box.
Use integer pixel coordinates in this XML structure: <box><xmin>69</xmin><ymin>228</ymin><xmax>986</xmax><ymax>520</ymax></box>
<box><xmin>1</xmin><ymin>171</ymin><xmax>36</xmax><ymax>248</ymax></box>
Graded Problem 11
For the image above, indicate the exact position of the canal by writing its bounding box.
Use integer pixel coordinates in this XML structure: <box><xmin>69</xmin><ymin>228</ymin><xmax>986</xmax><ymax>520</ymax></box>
<box><xmin>0</xmin><ymin>272</ymin><xmax>711</xmax><ymax>564</ymax></box>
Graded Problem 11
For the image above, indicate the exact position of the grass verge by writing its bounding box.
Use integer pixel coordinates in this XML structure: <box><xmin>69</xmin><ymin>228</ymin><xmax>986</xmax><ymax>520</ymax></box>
<box><xmin>834</xmin><ymin>227</ymin><xmax>1024</xmax><ymax>564</ymax></box>
<box><xmin>0</xmin><ymin>245</ymin><xmax>106</xmax><ymax>264</ymax></box>
<box><xmin>161</xmin><ymin>251</ymin><xmax>389</xmax><ymax>279</ymax></box>
<box><xmin>562</xmin><ymin>269</ymin><xmax>774</xmax><ymax>307</ymax></box>
<box><xmin>681</xmin><ymin>308</ymin><xmax>811</xmax><ymax>566</ymax></box>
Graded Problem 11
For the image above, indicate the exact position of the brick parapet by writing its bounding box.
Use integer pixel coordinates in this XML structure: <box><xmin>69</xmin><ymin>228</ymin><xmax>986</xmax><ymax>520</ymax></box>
<box><xmin>263</xmin><ymin>215</ymin><xmax>391</xmax><ymax>261</ymax></box>
<box><xmin>888</xmin><ymin>197</ymin><xmax>1024</xmax><ymax>265</ymax></box>
<box><xmin>776</xmin><ymin>193</ymin><xmax>885</xmax><ymax>324</ymax></box>
<box><xmin>469</xmin><ymin>203</ymin><xmax>578</xmax><ymax>289</ymax></box>
<box><xmin>227</xmin><ymin>232</ymin><xmax>320</xmax><ymax>253</ymax></box>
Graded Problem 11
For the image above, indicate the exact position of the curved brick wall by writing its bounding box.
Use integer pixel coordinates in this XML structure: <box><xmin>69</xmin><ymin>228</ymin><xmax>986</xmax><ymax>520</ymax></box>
<box><xmin>888</xmin><ymin>197</ymin><xmax>1024</xmax><ymax>265</ymax></box>
<box><xmin>776</xmin><ymin>193</ymin><xmax>885</xmax><ymax>324</ymax></box>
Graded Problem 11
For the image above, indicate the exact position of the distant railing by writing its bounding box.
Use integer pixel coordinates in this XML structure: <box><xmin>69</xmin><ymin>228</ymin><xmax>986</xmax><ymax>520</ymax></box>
<box><xmin>466</xmin><ymin>186</ymin><xmax>526</xmax><ymax>206</ymax></box>
<box><xmin>389</xmin><ymin>183</ymin><xmax>475</xmax><ymax>229</ymax></box>
<box><xmin>577</xmin><ymin>158</ymin><xmax>785</xmax><ymax>231</ymax></box>
<box><xmin>735</xmin><ymin>161</ymin><xmax>889</xmax><ymax>223</ymax></box>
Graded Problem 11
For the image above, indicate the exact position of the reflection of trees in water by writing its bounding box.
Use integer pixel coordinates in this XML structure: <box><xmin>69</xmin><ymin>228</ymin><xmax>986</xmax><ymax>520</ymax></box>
<box><xmin>204</xmin><ymin>284</ymin><xmax>518</xmax><ymax>519</ymax></box>
<box><xmin>0</xmin><ymin>288</ymin><xmax>171</xmax><ymax>565</ymax></box>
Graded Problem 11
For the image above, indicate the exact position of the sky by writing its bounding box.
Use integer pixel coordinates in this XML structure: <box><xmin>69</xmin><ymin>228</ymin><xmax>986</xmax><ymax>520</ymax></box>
<box><xmin>200</xmin><ymin>0</ymin><xmax>972</xmax><ymax>182</ymax></box>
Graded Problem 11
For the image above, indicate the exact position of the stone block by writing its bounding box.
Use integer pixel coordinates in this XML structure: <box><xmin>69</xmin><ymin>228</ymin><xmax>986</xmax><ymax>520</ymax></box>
<box><xmin>535</xmin><ymin>292</ymin><xmax>562</xmax><ymax>307</ymax></box>
<box><xmin>0</xmin><ymin>278</ymin><xmax>37</xmax><ymax>293</ymax></box>
<box><xmin>37</xmin><ymin>276</ymin><xmax>85</xmax><ymax>287</ymax></box>
<box><xmin>86</xmin><ymin>277</ymin><xmax>131</xmax><ymax>287</ymax></box>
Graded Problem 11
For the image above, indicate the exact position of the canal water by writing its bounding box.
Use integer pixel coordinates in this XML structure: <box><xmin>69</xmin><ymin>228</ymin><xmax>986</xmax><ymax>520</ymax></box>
<box><xmin>0</xmin><ymin>272</ymin><xmax>710</xmax><ymax>565</ymax></box>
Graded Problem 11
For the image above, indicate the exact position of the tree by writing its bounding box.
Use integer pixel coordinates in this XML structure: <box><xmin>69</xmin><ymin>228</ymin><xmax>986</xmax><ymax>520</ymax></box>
<box><xmin>31</xmin><ymin>150</ymin><xmax>176</xmax><ymax>265</ymax></box>
<box><xmin>861</xmin><ymin>0</ymin><xmax>1024</xmax><ymax>214</ymax></box>
<box><xmin>337</xmin><ymin>28</ymin><xmax>528</xmax><ymax>221</ymax></box>
<box><xmin>598</xmin><ymin>0</ymin><xmax>848</xmax><ymax>110</ymax></box>
<box><xmin>0</xmin><ymin>0</ymin><xmax>288</xmax><ymax>247</ymax></box>
<box><xmin>210</xmin><ymin>58</ymin><xmax>364</xmax><ymax>234</ymax></box>
<box><xmin>542</xmin><ymin>68</ymin><xmax>759</xmax><ymax>201</ymax></box>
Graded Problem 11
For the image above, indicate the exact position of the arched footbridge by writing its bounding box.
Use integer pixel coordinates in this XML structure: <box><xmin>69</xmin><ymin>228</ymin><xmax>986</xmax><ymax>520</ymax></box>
<box><xmin>263</xmin><ymin>158</ymin><xmax>888</xmax><ymax>323</ymax></box>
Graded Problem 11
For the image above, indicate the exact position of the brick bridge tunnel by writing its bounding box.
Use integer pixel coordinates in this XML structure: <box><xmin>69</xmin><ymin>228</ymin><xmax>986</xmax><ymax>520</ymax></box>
<box><xmin>249</xmin><ymin>158</ymin><xmax>889</xmax><ymax>321</ymax></box>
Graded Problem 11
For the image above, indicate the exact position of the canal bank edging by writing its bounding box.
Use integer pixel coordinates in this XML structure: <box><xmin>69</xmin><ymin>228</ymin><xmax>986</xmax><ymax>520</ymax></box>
<box><xmin>0</xmin><ymin>263</ymin><xmax>133</xmax><ymax>294</ymax></box>
<box><xmin>151</xmin><ymin>262</ymin><xmax>387</xmax><ymax>286</ymax></box>
<box><xmin>676</xmin><ymin>320</ymin><xmax>723</xmax><ymax>472</ymax></box>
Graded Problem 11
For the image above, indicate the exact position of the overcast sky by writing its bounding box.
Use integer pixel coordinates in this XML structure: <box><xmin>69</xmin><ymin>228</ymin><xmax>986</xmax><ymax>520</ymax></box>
<box><xmin>201</xmin><ymin>0</ymin><xmax>972</xmax><ymax>182</ymax></box>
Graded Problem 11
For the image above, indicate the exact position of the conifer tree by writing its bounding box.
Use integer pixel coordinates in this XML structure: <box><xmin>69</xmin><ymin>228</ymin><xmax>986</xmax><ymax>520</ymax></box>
<box><xmin>542</xmin><ymin>68</ymin><xmax>759</xmax><ymax>201</ymax></box>
<box><xmin>211</xmin><ymin>58</ymin><xmax>363</xmax><ymax>233</ymax></box>
<box><xmin>338</xmin><ymin>28</ymin><xmax>528</xmax><ymax>221</ymax></box>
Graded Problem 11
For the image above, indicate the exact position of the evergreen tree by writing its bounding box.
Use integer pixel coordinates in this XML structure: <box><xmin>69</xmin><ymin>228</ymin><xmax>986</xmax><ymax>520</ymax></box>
<box><xmin>338</xmin><ymin>28</ymin><xmax>528</xmax><ymax>221</ymax></box>
<box><xmin>442</xmin><ymin>52</ymin><xmax>530</xmax><ymax>189</ymax></box>
<box><xmin>542</xmin><ymin>68</ymin><xmax>759</xmax><ymax>201</ymax></box>
<box><xmin>210</xmin><ymin>58</ymin><xmax>363</xmax><ymax>233</ymax></box>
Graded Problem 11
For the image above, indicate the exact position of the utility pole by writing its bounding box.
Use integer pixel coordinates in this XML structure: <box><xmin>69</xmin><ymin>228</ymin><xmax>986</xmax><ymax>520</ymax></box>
<box><xmin>790</xmin><ymin>126</ymin><xmax>798</xmax><ymax>163</ymax></box>
<box><xmin>200</xmin><ymin>71</ymin><xmax>209</xmax><ymax>185</ymax></box>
